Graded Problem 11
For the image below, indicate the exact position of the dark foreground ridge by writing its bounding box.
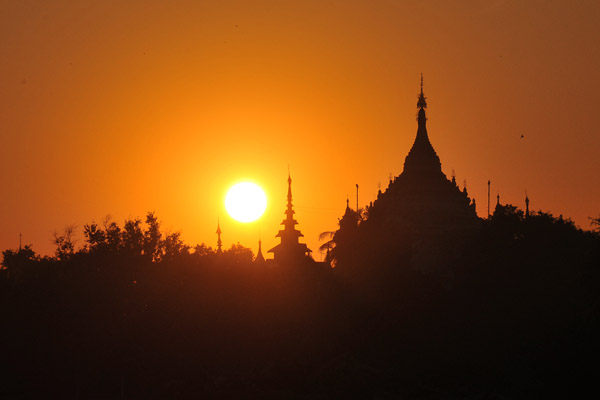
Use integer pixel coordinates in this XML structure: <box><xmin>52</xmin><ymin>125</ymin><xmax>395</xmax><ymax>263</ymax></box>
<box><xmin>1</xmin><ymin>81</ymin><xmax>599</xmax><ymax>398</ymax></box>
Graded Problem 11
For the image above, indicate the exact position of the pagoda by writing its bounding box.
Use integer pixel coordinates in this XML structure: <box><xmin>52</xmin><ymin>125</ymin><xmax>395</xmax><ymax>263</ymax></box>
<box><xmin>336</xmin><ymin>76</ymin><xmax>480</xmax><ymax>281</ymax></box>
<box><xmin>268</xmin><ymin>173</ymin><xmax>312</xmax><ymax>263</ymax></box>
<box><xmin>369</xmin><ymin>76</ymin><xmax>478</xmax><ymax>223</ymax></box>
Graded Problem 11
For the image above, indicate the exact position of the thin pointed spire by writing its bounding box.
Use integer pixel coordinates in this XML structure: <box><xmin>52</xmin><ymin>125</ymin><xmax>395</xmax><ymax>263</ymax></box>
<box><xmin>255</xmin><ymin>232</ymin><xmax>265</xmax><ymax>263</ymax></box>
<box><xmin>487</xmin><ymin>180</ymin><xmax>491</xmax><ymax>218</ymax></box>
<box><xmin>525</xmin><ymin>191</ymin><xmax>530</xmax><ymax>217</ymax></box>
<box><xmin>287</xmin><ymin>171</ymin><xmax>293</xmax><ymax>209</ymax></box>
<box><xmin>216</xmin><ymin>219</ymin><xmax>222</xmax><ymax>254</ymax></box>
<box><xmin>417</xmin><ymin>73</ymin><xmax>427</xmax><ymax>109</ymax></box>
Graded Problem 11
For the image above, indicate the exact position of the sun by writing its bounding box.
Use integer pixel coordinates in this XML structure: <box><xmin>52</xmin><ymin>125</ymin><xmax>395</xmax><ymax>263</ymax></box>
<box><xmin>225</xmin><ymin>182</ymin><xmax>267</xmax><ymax>223</ymax></box>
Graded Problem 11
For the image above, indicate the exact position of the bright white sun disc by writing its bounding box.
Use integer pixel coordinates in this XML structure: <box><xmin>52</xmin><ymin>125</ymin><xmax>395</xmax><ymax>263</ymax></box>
<box><xmin>225</xmin><ymin>182</ymin><xmax>267</xmax><ymax>223</ymax></box>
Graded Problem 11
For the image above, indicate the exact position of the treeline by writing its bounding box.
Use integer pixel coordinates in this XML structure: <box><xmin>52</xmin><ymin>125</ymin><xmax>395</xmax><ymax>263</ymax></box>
<box><xmin>1</xmin><ymin>208</ymin><xmax>599</xmax><ymax>398</ymax></box>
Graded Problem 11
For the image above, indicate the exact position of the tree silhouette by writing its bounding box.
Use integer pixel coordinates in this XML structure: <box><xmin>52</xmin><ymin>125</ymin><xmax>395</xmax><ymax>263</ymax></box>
<box><xmin>222</xmin><ymin>242</ymin><xmax>253</xmax><ymax>264</ymax></box>
<box><xmin>143</xmin><ymin>212</ymin><xmax>162</xmax><ymax>261</ymax></box>
<box><xmin>53</xmin><ymin>224</ymin><xmax>77</xmax><ymax>260</ymax></box>
<box><xmin>318</xmin><ymin>230</ymin><xmax>335</xmax><ymax>263</ymax></box>
<box><xmin>590</xmin><ymin>215</ymin><xmax>600</xmax><ymax>233</ymax></box>
<box><xmin>1</xmin><ymin>244</ymin><xmax>39</xmax><ymax>281</ymax></box>
<box><xmin>1</xmin><ymin>208</ymin><xmax>599</xmax><ymax>398</ymax></box>
<box><xmin>122</xmin><ymin>218</ymin><xmax>144</xmax><ymax>256</ymax></box>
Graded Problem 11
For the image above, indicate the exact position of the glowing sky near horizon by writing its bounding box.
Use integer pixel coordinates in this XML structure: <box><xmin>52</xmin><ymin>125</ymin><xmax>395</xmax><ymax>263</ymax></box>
<box><xmin>1</xmin><ymin>0</ymin><xmax>599</xmax><ymax>258</ymax></box>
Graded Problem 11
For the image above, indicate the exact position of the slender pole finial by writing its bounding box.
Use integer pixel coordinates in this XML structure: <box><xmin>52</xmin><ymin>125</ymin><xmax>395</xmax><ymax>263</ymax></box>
<box><xmin>420</xmin><ymin>73</ymin><xmax>423</xmax><ymax>94</ymax></box>
<box><xmin>487</xmin><ymin>180</ymin><xmax>491</xmax><ymax>218</ymax></box>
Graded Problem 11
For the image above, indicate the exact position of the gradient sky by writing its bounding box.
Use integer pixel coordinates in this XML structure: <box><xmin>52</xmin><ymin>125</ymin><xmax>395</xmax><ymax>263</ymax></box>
<box><xmin>1</xmin><ymin>0</ymin><xmax>599</xmax><ymax>259</ymax></box>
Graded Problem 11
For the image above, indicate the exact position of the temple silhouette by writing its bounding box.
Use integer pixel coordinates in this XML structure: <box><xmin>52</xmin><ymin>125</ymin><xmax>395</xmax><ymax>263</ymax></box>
<box><xmin>333</xmin><ymin>76</ymin><xmax>480</xmax><ymax>281</ymax></box>
<box><xmin>240</xmin><ymin>76</ymin><xmax>481</xmax><ymax>272</ymax></box>
<box><xmin>268</xmin><ymin>172</ymin><xmax>312</xmax><ymax>264</ymax></box>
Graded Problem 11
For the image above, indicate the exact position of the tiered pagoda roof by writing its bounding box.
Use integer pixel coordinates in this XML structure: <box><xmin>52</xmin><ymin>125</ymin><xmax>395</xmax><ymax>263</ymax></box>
<box><xmin>268</xmin><ymin>173</ymin><xmax>311</xmax><ymax>262</ymax></box>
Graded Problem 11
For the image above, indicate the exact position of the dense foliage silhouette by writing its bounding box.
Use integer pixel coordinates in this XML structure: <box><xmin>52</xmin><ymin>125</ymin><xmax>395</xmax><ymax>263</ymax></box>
<box><xmin>1</xmin><ymin>207</ymin><xmax>599</xmax><ymax>398</ymax></box>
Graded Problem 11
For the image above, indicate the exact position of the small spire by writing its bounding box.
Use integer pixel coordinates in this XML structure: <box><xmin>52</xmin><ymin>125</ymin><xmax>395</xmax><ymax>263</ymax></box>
<box><xmin>497</xmin><ymin>193</ymin><xmax>500</xmax><ymax>206</ymax></box>
<box><xmin>216</xmin><ymin>219</ymin><xmax>222</xmax><ymax>254</ymax></box>
<box><xmin>287</xmin><ymin>171</ymin><xmax>293</xmax><ymax>205</ymax></box>
<box><xmin>346</xmin><ymin>196</ymin><xmax>350</xmax><ymax>210</ymax></box>
<box><xmin>525</xmin><ymin>191</ymin><xmax>530</xmax><ymax>217</ymax></box>
<box><xmin>255</xmin><ymin>233</ymin><xmax>265</xmax><ymax>263</ymax></box>
<box><xmin>487</xmin><ymin>180</ymin><xmax>491</xmax><ymax>218</ymax></box>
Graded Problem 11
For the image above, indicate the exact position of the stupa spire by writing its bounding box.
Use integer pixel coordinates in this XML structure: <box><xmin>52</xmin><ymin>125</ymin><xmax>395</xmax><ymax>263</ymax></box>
<box><xmin>268</xmin><ymin>172</ymin><xmax>312</xmax><ymax>262</ymax></box>
<box><xmin>216</xmin><ymin>219</ymin><xmax>222</xmax><ymax>254</ymax></box>
<box><xmin>417</xmin><ymin>73</ymin><xmax>427</xmax><ymax>110</ymax></box>
<box><xmin>402</xmin><ymin>75</ymin><xmax>442</xmax><ymax>176</ymax></box>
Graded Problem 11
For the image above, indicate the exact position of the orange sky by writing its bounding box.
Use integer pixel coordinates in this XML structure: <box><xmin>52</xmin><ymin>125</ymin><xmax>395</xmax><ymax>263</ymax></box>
<box><xmin>1</xmin><ymin>0</ymin><xmax>599</xmax><ymax>259</ymax></box>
